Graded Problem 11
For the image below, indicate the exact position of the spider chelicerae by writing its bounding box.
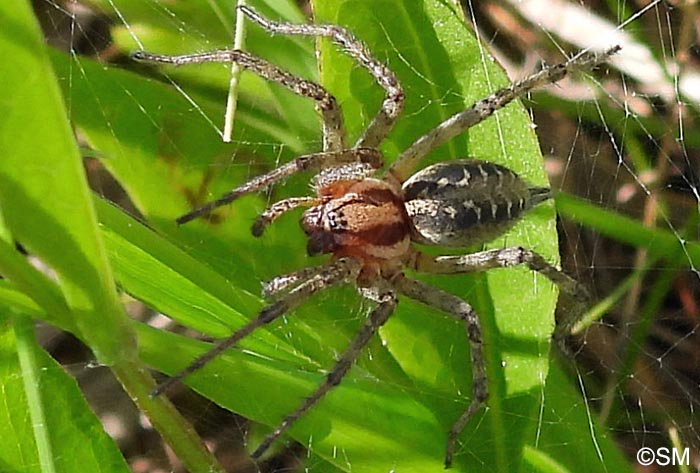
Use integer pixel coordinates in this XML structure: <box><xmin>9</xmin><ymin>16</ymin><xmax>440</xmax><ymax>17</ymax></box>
<box><xmin>133</xmin><ymin>6</ymin><xmax>617</xmax><ymax>468</ymax></box>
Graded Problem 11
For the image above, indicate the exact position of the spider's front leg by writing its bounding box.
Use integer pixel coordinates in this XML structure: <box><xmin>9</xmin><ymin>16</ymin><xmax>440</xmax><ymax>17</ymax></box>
<box><xmin>410</xmin><ymin>247</ymin><xmax>591</xmax><ymax>348</ymax></box>
<box><xmin>239</xmin><ymin>5</ymin><xmax>404</xmax><ymax>148</ymax></box>
<box><xmin>132</xmin><ymin>46</ymin><xmax>347</xmax><ymax>152</ymax></box>
<box><xmin>173</xmin><ymin>147</ymin><xmax>381</xmax><ymax>224</ymax></box>
<box><xmin>394</xmin><ymin>275</ymin><xmax>488</xmax><ymax>468</ymax></box>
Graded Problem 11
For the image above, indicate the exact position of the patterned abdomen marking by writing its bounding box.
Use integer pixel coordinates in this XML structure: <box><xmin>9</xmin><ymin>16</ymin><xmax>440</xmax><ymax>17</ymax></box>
<box><xmin>402</xmin><ymin>160</ymin><xmax>550</xmax><ymax>247</ymax></box>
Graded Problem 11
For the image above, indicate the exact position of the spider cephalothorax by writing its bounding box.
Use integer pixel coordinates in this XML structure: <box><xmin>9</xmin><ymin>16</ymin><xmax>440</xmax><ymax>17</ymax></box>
<box><xmin>133</xmin><ymin>5</ymin><xmax>615</xmax><ymax>468</ymax></box>
<box><xmin>302</xmin><ymin>167</ymin><xmax>411</xmax><ymax>283</ymax></box>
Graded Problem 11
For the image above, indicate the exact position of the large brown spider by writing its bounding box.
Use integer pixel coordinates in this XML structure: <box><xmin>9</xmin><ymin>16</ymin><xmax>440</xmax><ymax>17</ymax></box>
<box><xmin>133</xmin><ymin>6</ymin><xmax>617</xmax><ymax>468</ymax></box>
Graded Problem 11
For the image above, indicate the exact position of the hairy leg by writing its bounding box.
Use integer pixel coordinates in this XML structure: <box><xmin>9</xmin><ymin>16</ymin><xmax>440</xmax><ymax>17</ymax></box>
<box><xmin>411</xmin><ymin>246</ymin><xmax>591</xmax><ymax>349</ymax></box>
<box><xmin>388</xmin><ymin>47</ymin><xmax>620</xmax><ymax>181</ymax></box>
<box><xmin>240</xmin><ymin>5</ymin><xmax>404</xmax><ymax>148</ymax></box>
<box><xmin>152</xmin><ymin>257</ymin><xmax>362</xmax><ymax>397</ymax></box>
<box><xmin>251</xmin><ymin>282</ymin><xmax>398</xmax><ymax>460</ymax></box>
<box><xmin>132</xmin><ymin>47</ymin><xmax>347</xmax><ymax>152</ymax></box>
<box><xmin>173</xmin><ymin>148</ymin><xmax>380</xmax><ymax>224</ymax></box>
<box><xmin>394</xmin><ymin>275</ymin><xmax>488</xmax><ymax>468</ymax></box>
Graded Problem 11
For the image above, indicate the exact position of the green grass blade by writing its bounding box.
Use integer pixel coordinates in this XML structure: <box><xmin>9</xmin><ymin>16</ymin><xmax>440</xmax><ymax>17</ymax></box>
<box><xmin>0</xmin><ymin>2</ymin><xmax>224</xmax><ymax>471</ymax></box>
<box><xmin>0</xmin><ymin>0</ymin><xmax>132</xmax><ymax>365</ymax></box>
<box><xmin>14</xmin><ymin>317</ymin><xmax>57</xmax><ymax>473</ymax></box>
<box><xmin>555</xmin><ymin>192</ymin><xmax>700</xmax><ymax>266</ymax></box>
<box><xmin>0</xmin><ymin>316</ymin><xmax>130</xmax><ymax>473</ymax></box>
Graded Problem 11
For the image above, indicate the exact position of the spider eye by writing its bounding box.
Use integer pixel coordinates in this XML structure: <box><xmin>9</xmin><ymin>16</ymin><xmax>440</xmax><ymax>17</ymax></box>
<box><xmin>307</xmin><ymin>232</ymin><xmax>336</xmax><ymax>256</ymax></box>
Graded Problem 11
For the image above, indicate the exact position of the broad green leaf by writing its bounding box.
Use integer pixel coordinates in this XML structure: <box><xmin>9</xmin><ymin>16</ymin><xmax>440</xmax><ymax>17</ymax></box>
<box><xmin>314</xmin><ymin>1</ymin><xmax>556</xmax><ymax>470</ymax></box>
<box><xmin>0</xmin><ymin>317</ymin><xmax>130</xmax><ymax>473</ymax></box>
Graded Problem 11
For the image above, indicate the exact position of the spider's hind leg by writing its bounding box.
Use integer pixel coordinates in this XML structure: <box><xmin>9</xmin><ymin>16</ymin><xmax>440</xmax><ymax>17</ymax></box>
<box><xmin>251</xmin><ymin>280</ymin><xmax>399</xmax><ymax>461</ymax></box>
<box><xmin>388</xmin><ymin>47</ymin><xmax>620</xmax><ymax>182</ymax></box>
<box><xmin>394</xmin><ymin>276</ymin><xmax>488</xmax><ymax>468</ymax></box>
<box><xmin>411</xmin><ymin>247</ymin><xmax>591</xmax><ymax>353</ymax></box>
<box><xmin>404</xmin><ymin>247</ymin><xmax>591</xmax><ymax>466</ymax></box>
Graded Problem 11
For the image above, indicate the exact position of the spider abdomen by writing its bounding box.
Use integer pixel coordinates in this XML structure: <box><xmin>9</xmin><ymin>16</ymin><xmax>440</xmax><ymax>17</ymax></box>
<box><xmin>402</xmin><ymin>160</ymin><xmax>550</xmax><ymax>247</ymax></box>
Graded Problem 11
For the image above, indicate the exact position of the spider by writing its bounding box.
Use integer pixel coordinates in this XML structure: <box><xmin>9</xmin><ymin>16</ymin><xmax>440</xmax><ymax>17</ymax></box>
<box><xmin>133</xmin><ymin>6</ymin><xmax>617</xmax><ymax>468</ymax></box>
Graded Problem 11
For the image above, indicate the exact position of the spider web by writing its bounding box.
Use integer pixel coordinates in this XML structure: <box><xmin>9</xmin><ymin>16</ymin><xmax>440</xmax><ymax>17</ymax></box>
<box><xmin>26</xmin><ymin>0</ymin><xmax>700</xmax><ymax>471</ymax></box>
